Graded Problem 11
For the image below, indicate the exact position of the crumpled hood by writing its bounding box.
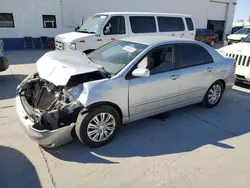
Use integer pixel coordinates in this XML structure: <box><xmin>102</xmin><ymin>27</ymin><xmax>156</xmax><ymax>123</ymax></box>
<box><xmin>218</xmin><ymin>42</ymin><xmax>250</xmax><ymax>54</ymax></box>
<box><xmin>227</xmin><ymin>34</ymin><xmax>247</xmax><ymax>41</ymax></box>
<box><xmin>36</xmin><ymin>51</ymin><xmax>103</xmax><ymax>86</ymax></box>
<box><xmin>56</xmin><ymin>32</ymin><xmax>94</xmax><ymax>42</ymax></box>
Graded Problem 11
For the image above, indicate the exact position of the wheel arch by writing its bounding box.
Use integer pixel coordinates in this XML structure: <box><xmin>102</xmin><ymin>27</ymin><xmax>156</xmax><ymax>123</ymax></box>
<box><xmin>83</xmin><ymin>101</ymin><xmax>123</xmax><ymax>123</ymax></box>
<box><xmin>215</xmin><ymin>79</ymin><xmax>226</xmax><ymax>90</ymax></box>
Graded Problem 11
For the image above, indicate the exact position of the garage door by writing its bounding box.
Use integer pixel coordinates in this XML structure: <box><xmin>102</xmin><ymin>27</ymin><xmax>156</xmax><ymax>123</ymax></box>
<box><xmin>207</xmin><ymin>2</ymin><xmax>227</xmax><ymax>20</ymax></box>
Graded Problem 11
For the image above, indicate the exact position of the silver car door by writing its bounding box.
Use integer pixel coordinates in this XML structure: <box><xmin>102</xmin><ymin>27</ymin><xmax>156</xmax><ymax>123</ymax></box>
<box><xmin>177</xmin><ymin>44</ymin><xmax>215</xmax><ymax>102</ymax></box>
<box><xmin>128</xmin><ymin>45</ymin><xmax>181</xmax><ymax>121</ymax></box>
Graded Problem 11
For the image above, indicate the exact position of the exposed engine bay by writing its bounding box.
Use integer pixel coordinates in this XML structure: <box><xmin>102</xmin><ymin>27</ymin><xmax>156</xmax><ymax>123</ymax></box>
<box><xmin>18</xmin><ymin>72</ymin><xmax>105</xmax><ymax>131</ymax></box>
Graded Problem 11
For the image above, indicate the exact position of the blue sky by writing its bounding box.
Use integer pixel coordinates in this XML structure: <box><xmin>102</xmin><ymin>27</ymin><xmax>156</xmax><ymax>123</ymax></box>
<box><xmin>234</xmin><ymin>0</ymin><xmax>250</xmax><ymax>21</ymax></box>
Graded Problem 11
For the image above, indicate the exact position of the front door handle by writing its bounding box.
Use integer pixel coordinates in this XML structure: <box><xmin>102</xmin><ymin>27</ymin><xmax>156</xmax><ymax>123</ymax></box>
<box><xmin>170</xmin><ymin>75</ymin><xmax>180</xmax><ymax>80</ymax></box>
<box><xmin>206</xmin><ymin>67</ymin><xmax>213</xmax><ymax>72</ymax></box>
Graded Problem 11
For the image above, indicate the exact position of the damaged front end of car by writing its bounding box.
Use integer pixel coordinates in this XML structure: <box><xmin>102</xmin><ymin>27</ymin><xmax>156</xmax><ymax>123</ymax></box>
<box><xmin>16</xmin><ymin>71</ymin><xmax>105</xmax><ymax>148</ymax></box>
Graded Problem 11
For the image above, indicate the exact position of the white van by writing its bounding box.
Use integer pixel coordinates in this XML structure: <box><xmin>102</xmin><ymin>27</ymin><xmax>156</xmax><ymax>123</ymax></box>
<box><xmin>55</xmin><ymin>12</ymin><xmax>195</xmax><ymax>53</ymax></box>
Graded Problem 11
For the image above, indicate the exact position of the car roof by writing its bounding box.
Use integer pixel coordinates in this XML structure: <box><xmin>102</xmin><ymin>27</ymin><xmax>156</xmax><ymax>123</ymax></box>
<box><xmin>95</xmin><ymin>12</ymin><xmax>191</xmax><ymax>17</ymax></box>
<box><xmin>120</xmin><ymin>35</ymin><xmax>194</xmax><ymax>45</ymax></box>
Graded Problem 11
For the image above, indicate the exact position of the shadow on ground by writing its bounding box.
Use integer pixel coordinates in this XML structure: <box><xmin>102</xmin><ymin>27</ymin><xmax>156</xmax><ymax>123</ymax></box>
<box><xmin>235</xmin><ymin>81</ymin><xmax>250</xmax><ymax>90</ymax></box>
<box><xmin>0</xmin><ymin>146</ymin><xmax>41</xmax><ymax>188</ymax></box>
<box><xmin>0</xmin><ymin>74</ymin><xmax>27</xmax><ymax>101</ymax></box>
<box><xmin>45</xmin><ymin>89</ymin><xmax>250</xmax><ymax>164</ymax></box>
<box><xmin>46</xmin><ymin>91</ymin><xmax>250</xmax><ymax>164</ymax></box>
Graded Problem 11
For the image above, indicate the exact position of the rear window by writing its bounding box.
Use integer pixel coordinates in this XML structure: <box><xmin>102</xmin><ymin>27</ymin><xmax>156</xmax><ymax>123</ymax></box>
<box><xmin>185</xmin><ymin>18</ymin><xmax>194</xmax><ymax>31</ymax></box>
<box><xmin>129</xmin><ymin>16</ymin><xmax>156</xmax><ymax>33</ymax></box>
<box><xmin>179</xmin><ymin>44</ymin><xmax>213</xmax><ymax>68</ymax></box>
<box><xmin>157</xmin><ymin>17</ymin><xmax>185</xmax><ymax>32</ymax></box>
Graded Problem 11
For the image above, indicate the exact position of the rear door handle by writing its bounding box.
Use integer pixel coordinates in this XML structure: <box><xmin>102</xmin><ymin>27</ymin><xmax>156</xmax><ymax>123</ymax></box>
<box><xmin>170</xmin><ymin>75</ymin><xmax>180</xmax><ymax>80</ymax></box>
<box><xmin>206</xmin><ymin>67</ymin><xmax>213</xmax><ymax>72</ymax></box>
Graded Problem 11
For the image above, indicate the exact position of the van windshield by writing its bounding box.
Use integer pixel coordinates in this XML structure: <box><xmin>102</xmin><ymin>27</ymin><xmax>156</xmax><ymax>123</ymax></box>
<box><xmin>88</xmin><ymin>41</ymin><xmax>148</xmax><ymax>75</ymax></box>
<box><xmin>242</xmin><ymin>35</ymin><xmax>250</xmax><ymax>43</ymax></box>
<box><xmin>77</xmin><ymin>15</ymin><xmax>108</xmax><ymax>33</ymax></box>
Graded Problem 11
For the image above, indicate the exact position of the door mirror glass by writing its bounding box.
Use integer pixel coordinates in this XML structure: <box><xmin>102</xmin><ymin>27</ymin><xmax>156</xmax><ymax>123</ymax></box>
<box><xmin>75</xmin><ymin>25</ymin><xmax>80</xmax><ymax>31</ymax></box>
<box><xmin>132</xmin><ymin>68</ymin><xmax>150</xmax><ymax>77</ymax></box>
<box><xmin>104</xmin><ymin>25</ymin><xmax>111</xmax><ymax>34</ymax></box>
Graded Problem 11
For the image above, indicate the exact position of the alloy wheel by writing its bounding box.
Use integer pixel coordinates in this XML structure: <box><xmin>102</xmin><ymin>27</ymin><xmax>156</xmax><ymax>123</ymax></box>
<box><xmin>87</xmin><ymin>113</ymin><xmax>116</xmax><ymax>142</ymax></box>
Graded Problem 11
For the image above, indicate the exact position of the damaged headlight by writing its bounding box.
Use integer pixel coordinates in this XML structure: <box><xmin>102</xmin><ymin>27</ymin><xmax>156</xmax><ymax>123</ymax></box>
<box><xmin>61</xmin><ymin>100</ymin><xmax>82</xmax><ymax>114</ymax></box>
<box><xmin>68</xmin><ymin>84</ymin><xmax>83</xmax><ymax>100</ymax></box>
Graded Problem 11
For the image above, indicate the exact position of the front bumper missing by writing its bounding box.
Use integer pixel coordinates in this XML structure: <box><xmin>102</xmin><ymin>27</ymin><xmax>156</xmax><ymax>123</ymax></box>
<box><xmin>16</xmin><ymin>93</ymin><xmax>75</xmax><ymax>148</ymax></box>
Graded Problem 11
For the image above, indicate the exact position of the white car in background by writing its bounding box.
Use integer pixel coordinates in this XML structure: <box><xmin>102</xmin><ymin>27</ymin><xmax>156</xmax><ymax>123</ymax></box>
<box><xmin>55</xmin><ymin>12</ymin><xmax>195</xmax><ymax>53</ymax></box>
<box><xmin>219</xmin><ymin>34</ymin><xmax>250</xmax><ymax>83</ymax></box>
<box><xmin>224</xmin><ymin>26</ymin><xmax>250</xmax><ymax>46</ymax></box>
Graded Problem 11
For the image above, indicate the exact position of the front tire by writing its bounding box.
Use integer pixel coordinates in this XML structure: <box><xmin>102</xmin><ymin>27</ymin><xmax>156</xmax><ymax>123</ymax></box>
<box><xmin>75</xmin><ymin>106</ymin><xmax>120</xmax><ymax>148</ymax></box>
<box><xmin>202</xmin><ymin>81</ymin><xmax>224</xmax><ymax>108</ymax></box>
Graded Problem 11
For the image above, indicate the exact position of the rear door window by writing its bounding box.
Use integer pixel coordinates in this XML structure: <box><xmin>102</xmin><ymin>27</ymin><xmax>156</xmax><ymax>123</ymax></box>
<box><xmin>129</xmin><ymin>16</ymin><xmax>156</xmax><ymax>33</ymax></box>
<box><xmin>178</xmin><ymin>44</ymin><xmax>213</xmax><ymax>68</ymax></box>
<box><xmin>157</xmin><ymin>17</ymin><xmax>185</xmax><ymax>32</ymax></box>
<box><xmin>185</xmin><ymin>18</ymin><xmax>194</xmax><ymax>31</ymax></box>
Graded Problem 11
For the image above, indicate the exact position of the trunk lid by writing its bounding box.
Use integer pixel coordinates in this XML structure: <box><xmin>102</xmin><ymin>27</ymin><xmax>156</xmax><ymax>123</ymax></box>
<box><xmin>36</xmin><ymin>51</ymin><xmax>103</xmax><ymax>86</ymax></box>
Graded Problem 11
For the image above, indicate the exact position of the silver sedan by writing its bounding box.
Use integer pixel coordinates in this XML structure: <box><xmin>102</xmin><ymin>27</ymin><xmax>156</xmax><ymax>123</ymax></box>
<box><xmin>16</xmin><ymin>36</ymin><xmax>236</xmax><ymax>148</ymax></box>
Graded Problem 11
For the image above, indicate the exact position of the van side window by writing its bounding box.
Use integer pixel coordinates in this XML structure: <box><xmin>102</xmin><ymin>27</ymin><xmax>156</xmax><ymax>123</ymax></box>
<box><xmin>185</xmin><ymin>18</ymin><xmax>194</xmax><ymax>31</ymax></box>
<box><xmin>157</xmin><ymin>17</ymin><xmax>184</xmax><ymax>32</ymax></box>
<box><xmin>178</xmin><ymin>44</ymin><xmax>213</xmax><ymax>69</ymax></box>
<box><xmin>129</xmin><ymin>16</ymin><xmax>156</xmax><ymax>33</ymax></box>
<box><xmin>104</xmin><ymin>16</ymin><xmax>126</xmax><ymax>35</ymax></box>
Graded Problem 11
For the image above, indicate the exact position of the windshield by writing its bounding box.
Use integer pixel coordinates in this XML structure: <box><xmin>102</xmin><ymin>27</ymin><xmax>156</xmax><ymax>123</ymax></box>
<box><xmin>88</xmin><ymin>41</ymin><xmax>148</xmax><ymax>75</ymax></box>
<box><xmin>242</xmin><ymin>34</ymin><xmax>250</xmax><ymax>43</ymax></box>
<box><xmin>77</xmin><ymin>15</ymin><xmax>108</xmax><ymax>33</ymax></box>
<box><xmin>234</xmin><ymin>28</ymin><xmax>250</xmax><ymax>35</ymax></box>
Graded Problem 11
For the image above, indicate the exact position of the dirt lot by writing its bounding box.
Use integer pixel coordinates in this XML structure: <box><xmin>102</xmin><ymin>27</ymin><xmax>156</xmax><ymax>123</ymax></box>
<box><xmin>1</xmin><ymin>50</ymin><xmax>250</xmax><ymax>188</ymax></box>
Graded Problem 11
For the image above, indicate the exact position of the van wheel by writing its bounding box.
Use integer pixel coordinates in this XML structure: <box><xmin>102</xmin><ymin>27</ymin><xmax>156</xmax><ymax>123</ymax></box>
<box><xmin>202</xmin><ymin>81</ymin><xmax>224</xmax><ymax>108</ymax></box>
<box><xmin>75</xmin><ymin>106</ymin><xmax>120</xmax><ymax>148</ymax></box>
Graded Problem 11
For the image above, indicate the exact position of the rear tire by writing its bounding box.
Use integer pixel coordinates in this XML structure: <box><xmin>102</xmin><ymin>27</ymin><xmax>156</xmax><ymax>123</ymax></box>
<box><xmin>202</xmin><ymin>81</ymin><xmax>224</xmax><ymax>108</ymax></box>
<box><xmin>75</xmin><ymin>106</ymin><xmax>120</xmax><ymax>148</ymax></box>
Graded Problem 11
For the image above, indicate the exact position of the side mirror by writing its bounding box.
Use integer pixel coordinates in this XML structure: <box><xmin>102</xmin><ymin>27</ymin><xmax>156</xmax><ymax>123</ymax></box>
<box><xmin>132</xmin><ymin>68</ymin><xmax>150</xmax><ymax>78</ymax></box>
<box><xmin>75</xmin><ymin>25</ymin><xmax>80</xmax><ymax>31</ymax></box>
<box><xmin>104</xmin><ymin>26</ymin><xmax>111</xmax><ymax>34</ymax></box>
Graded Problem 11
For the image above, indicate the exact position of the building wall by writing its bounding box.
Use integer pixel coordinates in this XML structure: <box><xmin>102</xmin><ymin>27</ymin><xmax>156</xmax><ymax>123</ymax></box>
<box><xmin>0</xmin><ymin>0</ymin><xmax>237</xmax><ymax>50</ymax></box>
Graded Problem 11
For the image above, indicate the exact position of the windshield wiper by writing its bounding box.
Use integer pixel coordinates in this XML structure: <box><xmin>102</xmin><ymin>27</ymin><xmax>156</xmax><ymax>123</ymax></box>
<box><xmin>77</xmin><ymin>29</ymin><xmax>95</xmax><ymax>34</ymax></box>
